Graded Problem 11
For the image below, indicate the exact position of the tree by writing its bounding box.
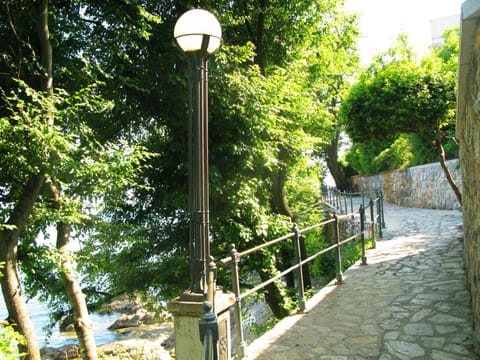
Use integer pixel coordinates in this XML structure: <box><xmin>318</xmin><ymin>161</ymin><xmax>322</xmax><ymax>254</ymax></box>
<box><xmin>340</xmin><ymin>32</ymin><xmax>461</xmax><ymax>203</ymax></box>
<box><xmin>1</xmin><ymin>1</ymin><xmax>153</xmax><ymax>357</ymax></box>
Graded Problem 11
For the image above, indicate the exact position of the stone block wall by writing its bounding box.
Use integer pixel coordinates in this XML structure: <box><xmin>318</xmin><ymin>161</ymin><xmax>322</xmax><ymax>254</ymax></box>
<box><xmin>351</xmin><ymin>159</ymin><xmax>462</xmax><ymax>210</ymax></box>
<box><xmin>457</xmin><ymin>0</ymin><xmax>480</xmax><ymax>352</ymax></box>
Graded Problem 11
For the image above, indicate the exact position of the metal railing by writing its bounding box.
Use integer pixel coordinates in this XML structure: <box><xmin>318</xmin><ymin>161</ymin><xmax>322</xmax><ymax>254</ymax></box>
<box><xmin>322</xmin><ymin>187</ymin><xmax>386</xmax><ymax>232</ymax></box>
<box><xmin>219</xmin><ymin>192</ymin><xmax>385</xmax><ymax>359</ymax></box>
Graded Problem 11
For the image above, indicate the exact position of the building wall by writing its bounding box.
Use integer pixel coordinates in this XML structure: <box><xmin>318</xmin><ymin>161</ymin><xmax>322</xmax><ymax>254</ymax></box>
<box><xmin>457</xmin><ymin>0</ymin><xmax>480</xmax><ymax>352</ymax></box>
<box><xmin>351</xmin><ymin>159</ymin><xmax>462</xmax><ymax>210</ymax></box>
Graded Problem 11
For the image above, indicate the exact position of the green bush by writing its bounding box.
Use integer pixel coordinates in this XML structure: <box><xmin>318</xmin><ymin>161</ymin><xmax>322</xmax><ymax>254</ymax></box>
<box><xmin>344</xmin><ymin>132</ymin><xmax>451</xmax><ymax>176</ymax></box>
<box><xmin>0</xmin><ymin>325</ymin><xmax>26</xmax><ymax>360</ymax></box>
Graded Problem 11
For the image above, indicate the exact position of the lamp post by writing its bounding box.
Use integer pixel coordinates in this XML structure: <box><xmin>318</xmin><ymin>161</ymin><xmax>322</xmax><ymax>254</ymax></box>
<box><xmin>174</xmin><ymin>9</ymin><xmax>222</xmax><ymax>299</ymax></box>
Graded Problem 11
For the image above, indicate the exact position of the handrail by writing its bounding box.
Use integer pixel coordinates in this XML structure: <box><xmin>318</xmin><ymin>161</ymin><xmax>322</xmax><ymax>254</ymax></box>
<box><xmin>222</xmin><ymin>191</ymin><xmax>385</xmax><ymax>359</ymax></box>
<box><xmin>220</xmin><ymin>217</ymin><xmax>337</xmax><ymax>266</ymax></box>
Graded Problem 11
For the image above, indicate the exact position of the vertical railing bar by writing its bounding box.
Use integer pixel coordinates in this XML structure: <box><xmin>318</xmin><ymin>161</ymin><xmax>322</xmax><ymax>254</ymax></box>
<box><xmin>360</xmin><ymin>204</ymin><xmax>367</xmax><ymax>264</ymax></box>
<box><xmin>335</xmin><ymin>189</ymin><xmax>340</xmax><ymax>210</ymax></box>
<box><xmin>377</xmin><ymin>197</ymin><xmax>383</xmax><ymax>238</ymax></box>
<box><xmin>349</xmin><ymin>192</ymin><xmax>354</xmax><ymax>218</ymax></box>
<box><xmin>335</xmin><ymin>213</ymin><xmax>344</xmax><ymax>284</ymax></box>
<box><xmin>369</xmin><ymin>198</ymin><xmax>376</xmax><ymax>248</ymax></box>
<box><xmin>293</xmin><ymin>223</ymin><xmax>306</xmax><ymax>312</ymax></box>
<box><xmin>230</xmin><ymin>245</ymin><xmax>246</xmax><ymax>359</ymax></box>
<box><xmin>380</xmin><ymin>190</ymin><xmax>386</xmax><ymax>228</ymax></box>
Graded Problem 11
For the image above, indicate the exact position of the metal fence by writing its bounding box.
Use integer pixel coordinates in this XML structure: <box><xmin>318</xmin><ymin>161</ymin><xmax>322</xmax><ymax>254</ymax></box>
<box><xmin>217</xmin><ymin>191</ymin><xmax>385</xmax><ymax>359</ymax></box>
<box><xmin>322</xmin><ymin>186</ymin><xmax>386</xmax><ymax>228</ymax></box>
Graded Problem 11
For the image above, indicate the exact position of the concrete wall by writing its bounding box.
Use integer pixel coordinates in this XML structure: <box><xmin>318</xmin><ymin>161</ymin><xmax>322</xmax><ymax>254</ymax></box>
<box><xmin>457</xmin><ymin>0</ymin><xmax>480</xmax><ymax>352</ymax></box>
<box><xmin>351</xmin><ymin>159</ymin><xmax>462</xmax><ymax>210</ymax></box>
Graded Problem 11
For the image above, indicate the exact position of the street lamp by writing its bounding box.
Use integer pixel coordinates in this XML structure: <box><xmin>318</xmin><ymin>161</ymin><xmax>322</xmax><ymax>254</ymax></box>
<box><xmin>174</xmin><ymin>9</ymin><xmax>222</xmax><ymax>300</ymax></box>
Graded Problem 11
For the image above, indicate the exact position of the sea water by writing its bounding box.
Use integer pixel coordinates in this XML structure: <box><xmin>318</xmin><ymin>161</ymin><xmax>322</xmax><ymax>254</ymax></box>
<box><xmin>0</xmin><ymin>296</ymin><xmax>121</xmax><ymax>348</ymax></box>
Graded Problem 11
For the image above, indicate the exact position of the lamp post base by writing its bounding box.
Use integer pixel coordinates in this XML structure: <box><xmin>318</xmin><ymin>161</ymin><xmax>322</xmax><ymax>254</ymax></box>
<box><xmin>167</xmin><ymin>290</ymin><xmax>235</xmax><ymax>360</ymax></box>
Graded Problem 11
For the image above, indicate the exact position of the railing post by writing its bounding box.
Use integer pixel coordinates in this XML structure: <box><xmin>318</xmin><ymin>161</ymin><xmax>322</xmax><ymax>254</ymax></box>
<box><xmin>334</xmin><ymin>213</ymin><xmax>344</xmax><ymax>284</ymax></box>
<box><xmin>293</xmin><ymin>223</ymin><xmax>306</xmax><ymax>312</ymax></box>
<box><xmin>199</xmin><ymin>301</ymin><xmax>219</xmax><ymax>360</ymax></box>
<box><xmin>343</xmin><ymin>191</ymin><xmax>348</xmax><ymax>214</ymax></box>
<box><xmin>360</xmin><ymin>205</ymin><xmax>367</xmax><ymax>264</ymax></box>
<box><xmin>376</xmin><ymin>197</ymin><xmax>383</xmax><ymax>238</ymax></box>
<box><xmin>230</xmin><ymin>245</ymin><xmax>246</xmax><ymax>358</ymax></box>
<box><xmin>369</xmin><ymin>198</ymin><xmax>376</xmax><ymax>248</ymax></box>
<box><xmin>380</xmin><ymin>190</ymin><xmax>386</xmax><ymax>228</ymax></box>
<box><xmin>206</xmin><ymin>257</ymin><xmax>217</xmax><ymax>307</ymax></box>
<box><xmin>335</xmin><ymin>189</ymin><xmax>339</xmax><ymax>210</ymax></box>
<box><xmin>349</xmin><ymin>192</ymin><xmax>354</xmax><ymax>217</ymax></box>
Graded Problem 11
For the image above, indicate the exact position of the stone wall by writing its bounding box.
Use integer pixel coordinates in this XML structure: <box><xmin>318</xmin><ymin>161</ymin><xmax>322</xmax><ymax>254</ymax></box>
<box><xmin>351</xmin><ymin>159</ymin><xmax>462</xmax><ymax>210</ymax></box>
<box><xmin>457</xmin><ymin>0</ymin><xmax>480</xmax><ymax>352</ymax></box>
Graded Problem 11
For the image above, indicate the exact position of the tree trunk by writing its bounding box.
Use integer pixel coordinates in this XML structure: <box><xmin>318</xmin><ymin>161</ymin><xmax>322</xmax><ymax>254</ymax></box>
<box><xmin>257</xmin><ymin>268</ymin><xmax>289</xmax><ymax>319</ymax></box>
<box><xmin>269</xmin><ymin>145</ymin><xmax>296</xmax><ymax>308</ymax></box>
<box><xmin>46</xmin><ymin>179</ymin><xmax>98</xmax><ymax>359</ymax></box>
<box><xmin>0</xmin><ymin>174</ymin><xmax>44</xmax><ymax>360</ymax></box>
<box><xmin>325</xmin><ymin>129</ymin><xmax>351</xmax><ymax>191</ymax></box>
<box><xmin>36</xmin><ymin>0</ymin><xmax>53</xmax><ymax>95</ymax></box>
<box><xmin>434</xmin><ymin>133</ymin><xmax>462</xmax><ymax>206</ymax></box>
<box><xmin>0</xmin><ymin>2</ymin><xmax>54</xmax><ymax>358</ymax></box>
<box><xmin>56</xmin><ymin>223</ymin><xmax>98</xmax><ymax>360</ymax></box>
<box><xmin>298</xmin><ymin>236</ymin><xmax>311</xmax><ymax>290</ymax></box>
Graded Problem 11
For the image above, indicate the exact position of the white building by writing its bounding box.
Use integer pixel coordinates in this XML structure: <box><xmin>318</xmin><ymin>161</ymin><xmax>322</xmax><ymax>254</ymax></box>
<box><xmin>430</xmin><ymin>14</ymin><xmax>460</xmax><ymax>46</ymax></box>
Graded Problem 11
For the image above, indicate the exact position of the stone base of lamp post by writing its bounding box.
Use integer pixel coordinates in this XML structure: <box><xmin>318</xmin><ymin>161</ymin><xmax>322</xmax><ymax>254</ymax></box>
<box><xmin>167</xmin><ymin>290</ymin><xmax>235</xmax><ymax>360</ymax></box>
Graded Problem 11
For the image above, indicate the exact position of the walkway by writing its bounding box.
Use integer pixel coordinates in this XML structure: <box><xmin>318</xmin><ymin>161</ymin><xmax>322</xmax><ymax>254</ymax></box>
<box><xmin>245</xmin><ymin>203</ymin><xmax>476</xmax><ymax>359</ymax></box>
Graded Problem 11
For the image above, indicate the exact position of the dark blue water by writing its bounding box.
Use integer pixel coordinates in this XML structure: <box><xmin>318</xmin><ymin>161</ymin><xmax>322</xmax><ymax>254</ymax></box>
<box><xmin>0</xmin><ymin>296</ymin><xmax>120</xmax><ymax>348</ymax></box>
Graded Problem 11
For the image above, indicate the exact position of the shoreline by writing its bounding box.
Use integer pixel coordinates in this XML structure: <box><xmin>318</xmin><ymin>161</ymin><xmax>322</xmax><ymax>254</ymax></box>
<box><xmin>40</xmin><ymin>322</ymin><xmax>175</xmax><ymax>360</ymax></box>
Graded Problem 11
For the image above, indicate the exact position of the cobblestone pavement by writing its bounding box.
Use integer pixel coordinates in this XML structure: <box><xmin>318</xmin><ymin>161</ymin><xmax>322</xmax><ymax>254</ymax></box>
<box><xmin>245</xmin><ymin>203</ymin><xmax>477</xmax><ymax>359</ymax></box>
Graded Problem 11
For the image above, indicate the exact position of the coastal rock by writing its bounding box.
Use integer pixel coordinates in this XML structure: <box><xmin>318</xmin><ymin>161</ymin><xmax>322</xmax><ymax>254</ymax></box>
<box><xmin>108</xmin><ymin>309</ymin><xmax>158</xmax><ymax>330</ymax></box>
<box><xmin>59</xmin><ymin>313</ymin><xmax>75</xmax><ymax>332</ymax></box>
<box><xmin>41</xmin><ymin>344</ymin><xmax>80</xmax><ymax>360</ymax></box>
<box><xmin>41</xmin><ymin>323</ymin><xmax>174</xmax><ymax>360</ymax></box>
<box><xmin>108</xmin><ymin>313</ymin><xmax>142</xmax><ymax>330</ymax></box>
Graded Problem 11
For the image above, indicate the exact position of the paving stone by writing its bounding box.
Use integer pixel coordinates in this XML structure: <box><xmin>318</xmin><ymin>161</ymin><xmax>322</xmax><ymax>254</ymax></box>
<box><xmin>431</xmin><ymin>349</ymin><xmax>471</xmax><ymax>360</ymax></box>
<box><xmin>404</xmin><ymin>323</ymin><xmax>434</xmax><ymax>336</ymax></box>
<box><xmin>411</xmin><ymin>309</ymin><xmax>433</xmax><ymax>322</ymax></box>
<box><xmin>430</xmin><ymin>314</ymin><xmax>468</xmax><ymax>324</ymax></box>
<box><xmin>385</xmin><ymin>340</ymin><xmax>425</xmax><ymax>358</ymax></box>
<box><xmin>420</xmin><ymin>336</ymin><xmax>446</xmax><ymax>349</ymax></box>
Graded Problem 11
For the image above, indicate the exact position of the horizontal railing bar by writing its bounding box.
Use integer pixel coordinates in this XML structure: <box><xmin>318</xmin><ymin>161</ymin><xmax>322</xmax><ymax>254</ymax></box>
<box><xmin>296</xmin><ymin>217</ymin><xmax>336</xmax><ymax>234</ymax></box>
<box><xmin>220</xmin><ymin>209</ymin><xmax>372</xmax><ymax>266</ymax></box>
<box><xmin>239</xmin><ymin>232</ymin><xmax>295</xmax><ymax>258</ymax></box>
<box><xmin>240</xmin><ymin>263</ymin><xmax>298</xmax><ymax>300</ymax></box>
<box><xmin>238</xmin><ymin>231</ymin><xmax>365</xmax><ymax>301</ymax></box>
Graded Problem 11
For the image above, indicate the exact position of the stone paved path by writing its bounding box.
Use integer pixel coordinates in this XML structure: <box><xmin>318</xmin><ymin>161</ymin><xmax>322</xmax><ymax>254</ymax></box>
<box><xmin>245</xmin><ymin>203</ymin><xmax>477</xmax><ymax>359</ymax></box>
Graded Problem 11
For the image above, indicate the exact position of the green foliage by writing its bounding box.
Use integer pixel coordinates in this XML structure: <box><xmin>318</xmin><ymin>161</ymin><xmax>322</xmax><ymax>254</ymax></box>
<box><xmin>341</xmin><ymin>30</ymin><xmax>459</xmax><ymax>175</ymax></box>
<box><xmin>341</xmin><ymin>59</ymin><xmax>454</xmax><ymax>142</ymax></box>
<box><xmin>0</xmin><ymin>325</ymin><xmax>26</xmax><ymax>360</ymax></box>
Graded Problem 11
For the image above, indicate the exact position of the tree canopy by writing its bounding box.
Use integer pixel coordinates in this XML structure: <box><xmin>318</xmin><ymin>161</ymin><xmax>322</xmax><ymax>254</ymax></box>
<box><xmin>340</xmin><ymin>30</ymin><xmax>461</xmax><ymax>202</ymax></box>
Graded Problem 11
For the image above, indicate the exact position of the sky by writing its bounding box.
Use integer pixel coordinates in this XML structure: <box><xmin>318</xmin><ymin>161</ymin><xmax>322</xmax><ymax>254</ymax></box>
<box><xmin>346</xmin><ymin>0</ymin><xmax>464</xmax><ymax>64</ymax></box>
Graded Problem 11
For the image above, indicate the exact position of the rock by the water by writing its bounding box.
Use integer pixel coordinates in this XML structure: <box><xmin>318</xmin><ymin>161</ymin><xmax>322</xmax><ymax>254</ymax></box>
<box><xmin>41</xmin><ymin>323</ymin><xmax>174</xmax><ymax>360</ymax></box>
<box><xmin>41</xmin><ymin>344</ymin><xmax>80</xmax><ymax>360</ymax></box>
<box><xmin>108</xmin><ymin>309</ymin><xmax>158</xmax><ymax>330</ymax></box>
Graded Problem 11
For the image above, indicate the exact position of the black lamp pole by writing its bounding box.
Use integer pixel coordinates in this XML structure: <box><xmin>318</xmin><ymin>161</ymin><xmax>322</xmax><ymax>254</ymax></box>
<box><xmin>188</xmin><ymin>40</ymin><xmax>211</xmax><ymax>296</ymax></box>
<box><xmin>174</xmin><ymin>8</ymin><xmax>221</xmax><ymax>301</ymax></box>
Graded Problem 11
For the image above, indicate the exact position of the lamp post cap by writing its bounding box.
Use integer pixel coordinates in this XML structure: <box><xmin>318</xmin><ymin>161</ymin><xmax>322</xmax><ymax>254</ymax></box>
<box><xmin>174</xmin><ymin>8</ymin><xmax>222</xmax><ymax>54</ymax></box>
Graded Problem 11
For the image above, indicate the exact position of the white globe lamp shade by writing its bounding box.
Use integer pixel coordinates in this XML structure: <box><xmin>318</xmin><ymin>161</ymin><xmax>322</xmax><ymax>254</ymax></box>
<box><xmin>174</xmin><ymin>9</ymin><xmax>222</xmax><ymax>54</ymax></box>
